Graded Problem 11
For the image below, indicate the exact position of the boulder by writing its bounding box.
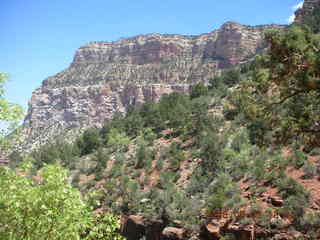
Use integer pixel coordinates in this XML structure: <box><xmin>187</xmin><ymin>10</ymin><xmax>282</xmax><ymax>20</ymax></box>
<box><xmin>200</xmin><ymin>223</ymin><xmax>220</xmax><ymax>240</ymax></box>
<box><xmin>161</xmin><ymin>227</ymin><xmax>186</xmax><ymax>240</ymax></box>
<box><xmin>120</xmin><ymin>215</ymin><xmax>145</xmax><ymax>240</ymax></box>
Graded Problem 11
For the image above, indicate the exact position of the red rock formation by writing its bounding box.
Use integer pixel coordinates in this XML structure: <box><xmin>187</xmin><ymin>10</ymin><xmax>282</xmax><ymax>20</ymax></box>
<box><xmin>21</xmin><ymin>22</ymin><xmax>283</xmax><ymax>151</ymax></box>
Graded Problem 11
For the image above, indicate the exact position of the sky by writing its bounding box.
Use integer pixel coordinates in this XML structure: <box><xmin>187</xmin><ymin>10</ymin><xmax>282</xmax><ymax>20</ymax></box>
<box><xmin>1</xmin><ymin>0</ymin><xmax>304</xmax><ymax>110</ymax></box>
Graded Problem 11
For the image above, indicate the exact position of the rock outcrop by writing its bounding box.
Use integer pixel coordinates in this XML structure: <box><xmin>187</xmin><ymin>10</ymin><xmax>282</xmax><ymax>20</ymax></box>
<box><xmin>21</xmin><ymin>22</ymin><xmax>283</xmax><ymax>151</ymax></box>
<box><xmin>295</xmin><ymin>0</ymin><xmax>320</xmax><ymax>24</ymax></box>
<box><xmin>120</xmin><ymin>215</ymin><xmax>167</xmax><ymax>240</ymax></box>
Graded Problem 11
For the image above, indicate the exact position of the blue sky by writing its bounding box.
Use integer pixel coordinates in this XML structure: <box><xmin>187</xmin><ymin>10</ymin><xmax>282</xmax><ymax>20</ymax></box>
<box><xmin>1</xmin><ymin>0</ymin><xmax>303</xmax><ymax>110</ymax></box>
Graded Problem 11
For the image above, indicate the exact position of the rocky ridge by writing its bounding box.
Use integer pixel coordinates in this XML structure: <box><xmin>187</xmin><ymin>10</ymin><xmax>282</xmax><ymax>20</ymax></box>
<box><xmin>21</xmin><ymin>21</ymin><xmax>283</xmax><ymax>151</ymax></box>
<box><xmin>295</xmin><ymin>0</ymin><xmax>320</xmax><ymax>24</ymax></box>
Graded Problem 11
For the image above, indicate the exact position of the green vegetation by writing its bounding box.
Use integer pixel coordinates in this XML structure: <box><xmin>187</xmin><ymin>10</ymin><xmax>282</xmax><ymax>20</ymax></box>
<box><xmin>5</xmin><ymin>9</ymin><xmax>320</xmax><ymax>238</ymax></box>
<box><xmin>0</xmin><ymin>162</ymin><xmax>124</xmax><ymax>240</ymax></box>
<box><xmin>240</xmin><ymin>25</ymin><xmax>320</xmax><ymax>148</ymax></box>
<box><xmin>0</xmin><ymin>73</ymin><xmax>24</xmax><ymax>152</ymax></box>
<box><xmin>0</xmin><ymin>72</ymin><xmax>123</xmax><ymax>240</ymax></box>
<box><xmin>0</xmin><ymin>163</ymin><xmax>90</xmax><ymax>239</ymax></box>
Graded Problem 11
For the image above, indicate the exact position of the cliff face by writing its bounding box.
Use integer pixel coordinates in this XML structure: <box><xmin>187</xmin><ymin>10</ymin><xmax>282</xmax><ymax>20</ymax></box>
<box><xmin>295</xmin><ymin>0</ymin><xmax>320</xmax><ymax>24</ymax></box>
<box><xmin>21</xmin><ymin>22</ymin><xmax>282</xmax><ymax>150</ymax></box>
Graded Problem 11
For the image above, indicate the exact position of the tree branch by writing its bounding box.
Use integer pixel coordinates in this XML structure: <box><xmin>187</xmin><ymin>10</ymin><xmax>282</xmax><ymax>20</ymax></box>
<box><xmin>270</xmin><ymin>89</ymin><xmax>309</xmax><ymax>105</ymax></box>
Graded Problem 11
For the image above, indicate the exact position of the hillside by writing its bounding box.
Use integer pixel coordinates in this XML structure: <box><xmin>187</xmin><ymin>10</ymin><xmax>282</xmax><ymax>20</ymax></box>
<box><xmin>4</xmin><ymin>0</ymin><xmax>320</xmax><ymax>239</ymax></box>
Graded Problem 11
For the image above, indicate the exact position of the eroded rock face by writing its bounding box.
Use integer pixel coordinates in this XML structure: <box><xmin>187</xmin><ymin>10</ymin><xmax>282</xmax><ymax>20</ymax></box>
<box><xmin>120</xmin><ymin>215</ymin><xmax>166</xmax><ymax>240</ymax></box>
<box><xmin>161</xmin><ymin>227</ymin><xmax>186</xmax><ymax>240</ymax></box>
<box><xmin>295</xmin><ymin>0</ymin><xmax>320</xmax><ymax>24</ymax></box>
<box><xmin>22</xmin><ymin>83</ymin><xmax>190</xmax><ymax>151</ymax></box>
<box><xmin>120</xmin><ymin>215</ymin><xmax>146</xmax><ymax>240</ymax></box>
<box><xmin>21</xmin><ymin>22</ymin><xmax>283</xmax><ymax>151</ymax></box>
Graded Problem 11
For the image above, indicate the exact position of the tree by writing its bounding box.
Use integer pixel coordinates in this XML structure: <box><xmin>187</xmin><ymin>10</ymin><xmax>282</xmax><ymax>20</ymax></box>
<box><xmin>0</xmin><ymin>73</ymin><xmax>24</xmax><ymax>152</ymax></box>
<box><xmin>190</xmin><ymin>83</ymin><xmax>208</xmax><ymax>99</ymax></box>
<box><xmin>139</xmin><ymin>101</ymin><xmax>164</xmax><ymax>131</ymax></box>
<box><xmin>159</xmin><ymin>92</ymin><xmax>190</xmax><ymax>131</ymax></box>
<box><xmin>76</xmin><ymin>128</ymin><xmax>101</xmax><ymax>156</ymax></box>
<box><xmin>0</xmin><ymin>162</ymin><xmax>124</xmax><ymax>240</ymax></box>
<box><xmin>239</xmin><ymin>25</ymin><xmax>320</xmax><ymax>147</ymax></box>
<box><xmin>0</xmin><ymin>163</ymin><xmax>91</xmax><ymax>239</ymax></box>
<box><xmin>106</xmin><ymin>128</ymin><xmax>130</xmax><ymax>152</ymax></box>
<box><xmin>0</xmin><ymin>72</ymin><xmax>123</xmax><ymax>240</ymax></box>
<box><xmin>209</xmin><ymin>68</ymin><xmax>241</xmax><ymax>89</ymax></box>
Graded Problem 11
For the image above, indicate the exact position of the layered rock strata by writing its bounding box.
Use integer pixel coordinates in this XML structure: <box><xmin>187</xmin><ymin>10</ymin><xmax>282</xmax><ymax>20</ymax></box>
<box><xmin>22</xmin><ymin>21</ymin><xmax>283</xmax><ymax>151</ymax></box>
<box><xmin>295</xmin><ymin>0</ymin><xmax>320</xmax><ymax>24</ymax></box>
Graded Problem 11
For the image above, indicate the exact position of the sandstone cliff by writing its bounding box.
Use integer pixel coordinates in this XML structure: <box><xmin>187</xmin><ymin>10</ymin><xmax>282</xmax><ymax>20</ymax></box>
<box><xmin>21</xmin><ymin>22</ymin><xmax>282</xmax><ymax>151</ymax></box>
<box><xmin>295</xmin><ymin>0</ymin><xmax>320</xmax><ymax>24</ymax></box>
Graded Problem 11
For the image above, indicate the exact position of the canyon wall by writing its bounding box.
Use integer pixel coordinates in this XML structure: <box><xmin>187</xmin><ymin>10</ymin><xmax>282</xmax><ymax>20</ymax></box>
<box><xmin>21</xmin><ymin>21</ymin><xmax>282</xmax><ymax>151</ymax></box>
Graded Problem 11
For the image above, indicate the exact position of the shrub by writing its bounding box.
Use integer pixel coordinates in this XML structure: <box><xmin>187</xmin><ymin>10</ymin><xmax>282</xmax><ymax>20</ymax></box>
<box><xmin>209</xmin><ymin>69</ymin><xmax>241</xmax><ymax>88</ymax></box>
<box><xmin>283</xmin><ymin>195</ymin><xmax>308</xmax><ymax>219</ymax></box>
<box><xmin>298</xmin><ymin>213</ymin><xmax>320</xmax><ymax>233</ymax></box>
<box><xmin>106</xmin><ymin>128</ymin><xmax>131</xmax><ymax>152</ymax></box>
<box><xmin>142</xmin><ymin>127</ymin><xmax>157</xmax><ymax>144</ymax></box>
<box><xmin>168</xmin><ymin>142</ymin><xmax>185</xmax><ymax>170</ymax></box>
<box><xmin>76</xmin><ymin>128</ymin><xmax>102</xmax><ymax>156</ymax></box>
<box><xmin>85</xmin><ymin>214</ymin><xmax>124</xmax><ymax>240</ymax></box>
<box><xmin>139</xmin><ymin>101</ymin><xmax>164</xmax><ymax>131</ymax></box>
<box><xmin>190</xmin><ymin>83</ymin><xmax>209</xmax><ymax>99</ymax></box>
<box><xmin>206</xmin><ymin>173</ymin><xmax>240</xmax><ymax>213</ymax></box>
<box><xmin>290</xmin><ymin>149</ymin><xmax>308</xmax><ymax>169</ymax></box>
<box><xmin>92</xmin><ymin>148</ymin><xmax>109</xmax><ymax>178</ymax></box>
<box><xmin>135</xmin><ymin>142</ymin><xmax>154</xmax><ymax>169</ymax></box>
<box><xmin>277</xmin><ymin>177</ymin><xmax>309</xmax><ymax>200</ymax></box>
<box><xmin>0</xmin><ymin>163</ymin><xmax>91</xmax><ymax>240</ymax></box>
<box><xmin>155</xmin><ymin>159</ymin><xmax>163</xmax><ymax>170</ymax></box>
<box><xmin>223</xmin><ymin>105</ymin><xmax>239</xmax><ymax>121</ymax></box>
<box><xmin>124</xmin><ymin>107</ymin><xmax>144</xmax><ymax>137</ymax></box>
<box><xmin>302</xmin><ymin>161</ymin><xmax>317</xmax><ymax>179</ymax></box>
<box><xmin>309</xmin><ymin>147</ymin><xmax>320</xmax><ymax>156</ymax></box>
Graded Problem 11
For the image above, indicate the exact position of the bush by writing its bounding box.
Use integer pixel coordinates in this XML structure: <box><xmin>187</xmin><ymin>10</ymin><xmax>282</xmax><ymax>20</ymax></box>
<box><xmin>206</xmin><ymin>173</ymin><xmax>240</xmax><ymax>214</ymax></box>
<box><xmin>84</xmin><ymin>214</ymin><xmax>124</xmax><ymax>240</ymax></box>
<box><xmin>168</xmin><ymin>142</ymin><xmax>185</xmax><ymax>170</ymax></box>
<box><xmin>190</xmin><ymin>83</ymin><xmax>209</xmax><ymax>99</ymax></box>
<box><xmin>298</xmin><ymin>213</ymin><xmax>320</xmax><ymax>233</ymax></box>
<box><xmin>91</xmin><ymin>149</ymin><xmax>109</xmax><ymax>176</ymax></box>
<box><xmin>135</xmin><ymin>141</ymin><xmax>154</xmax><ymax>169</ymax></box>
<box><xmin>283</xmin><ymin>195</ymin><xmax>309</xmax><ymax>219</ymax></box>
<box><xmin>76</xmin><ymin>128</ymin><xmax>102</xmax><ymax>156</ymax></box>
<box><xmin>302</xmin><ymin>161</ymin><xmax>317</xmax><ymax>179</ymax></box>
<box><xmin>106</xmin><ymin>128</ymin><xmax>131</xmax><ymax>152</ymax></box>
<box><xmin>209</xmin><ymin>69</ymin><xmax>241</xmax><ymax>88</ymax></box>
<box><xmin>290</xmin><ymin>149</ymin><xmax>308</xmax><ymax>169</ymax></box>
<box><xmin>0</xmin><ymin>163</ymin><xmax>91</xmax><ymax>240</ymax></box>
<box><xmin>276</xmin><ymin>177</ymin><xmax>309</xmax><ymax>205</ymax></box>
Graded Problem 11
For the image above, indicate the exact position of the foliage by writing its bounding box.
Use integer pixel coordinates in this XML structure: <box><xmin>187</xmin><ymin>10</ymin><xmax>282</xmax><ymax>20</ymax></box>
<box><xmin>159</xmin><ymin>92</ymin><xmax>190</xmax><ymax>131</ymax></box>
<box><xmin>85</xmin><ymin>214</ymin><xmax>124</xmax><ymax>240</ymax></box>
<box><xmin>239</xmin><ymin>25</ymin><xmax>320</xmax><ymax>147</ymax></box>
<box><xmin>135</xmin><ymin>140</ymin><xmax>154</xmax><ymax>169</ymax></box>
<box><xmin>106</xmin><ymin>128</ymin><xmax>131</xmax><ymax>152</ymax></box>
<box><xmin>92</xmin><ymin>148</ymin><xmax>109</xmax><ymax>180</ymax></box>
<box><xmin>123</xmin><ymin>107</ymin><xmax>144</xmax><ymax>137</ymax></box>
<box><xmin>0</xmin><ymin>73</ymin><xmax>24</xmax><ymax>152</ymax></box>
<box><xmin>31</xmin><ymin>140</ymin><xmax>79</xmax><ymax>169</ymax></box>
<box><xmin>206</xmin><ymin>172</ymin><xmax>242</xmax><ymax>213</ymax></box>
<box><xmin>167</xmin><ymin>142</ymin><xmax>185</xmax><ymax>170</ymax></box>
<box><xmin>289</xmin><ymin>149</ymin><xmax>308</xmax><ymax>169</ymax></box>
<box><xmin>0</xmin><ymin>163</ymin><xmax>91</xmax><ymax>240</ymax></box>
<box><xmin>189</xmin><ymin>83</ymin><xmax>209</xmax><ymax>99</ymax></box>
<box><xmin>76</xmin><ymin>128</ymin><xmax>102</xmax><ymax>156</ymax></box>
<box><xmin>302</xmin><ymin>161</ymin><xmax>317</xmax><ymax>179</ymax></box>
<box><xmin>276</xmin><ymin>176</ymin><xmax>310</xmax><ymax>214</ymax></box>
<box><xmin>209</xmin><ymin>68</ymin><xmax>241</xmax><ymax>88</ymax></box>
